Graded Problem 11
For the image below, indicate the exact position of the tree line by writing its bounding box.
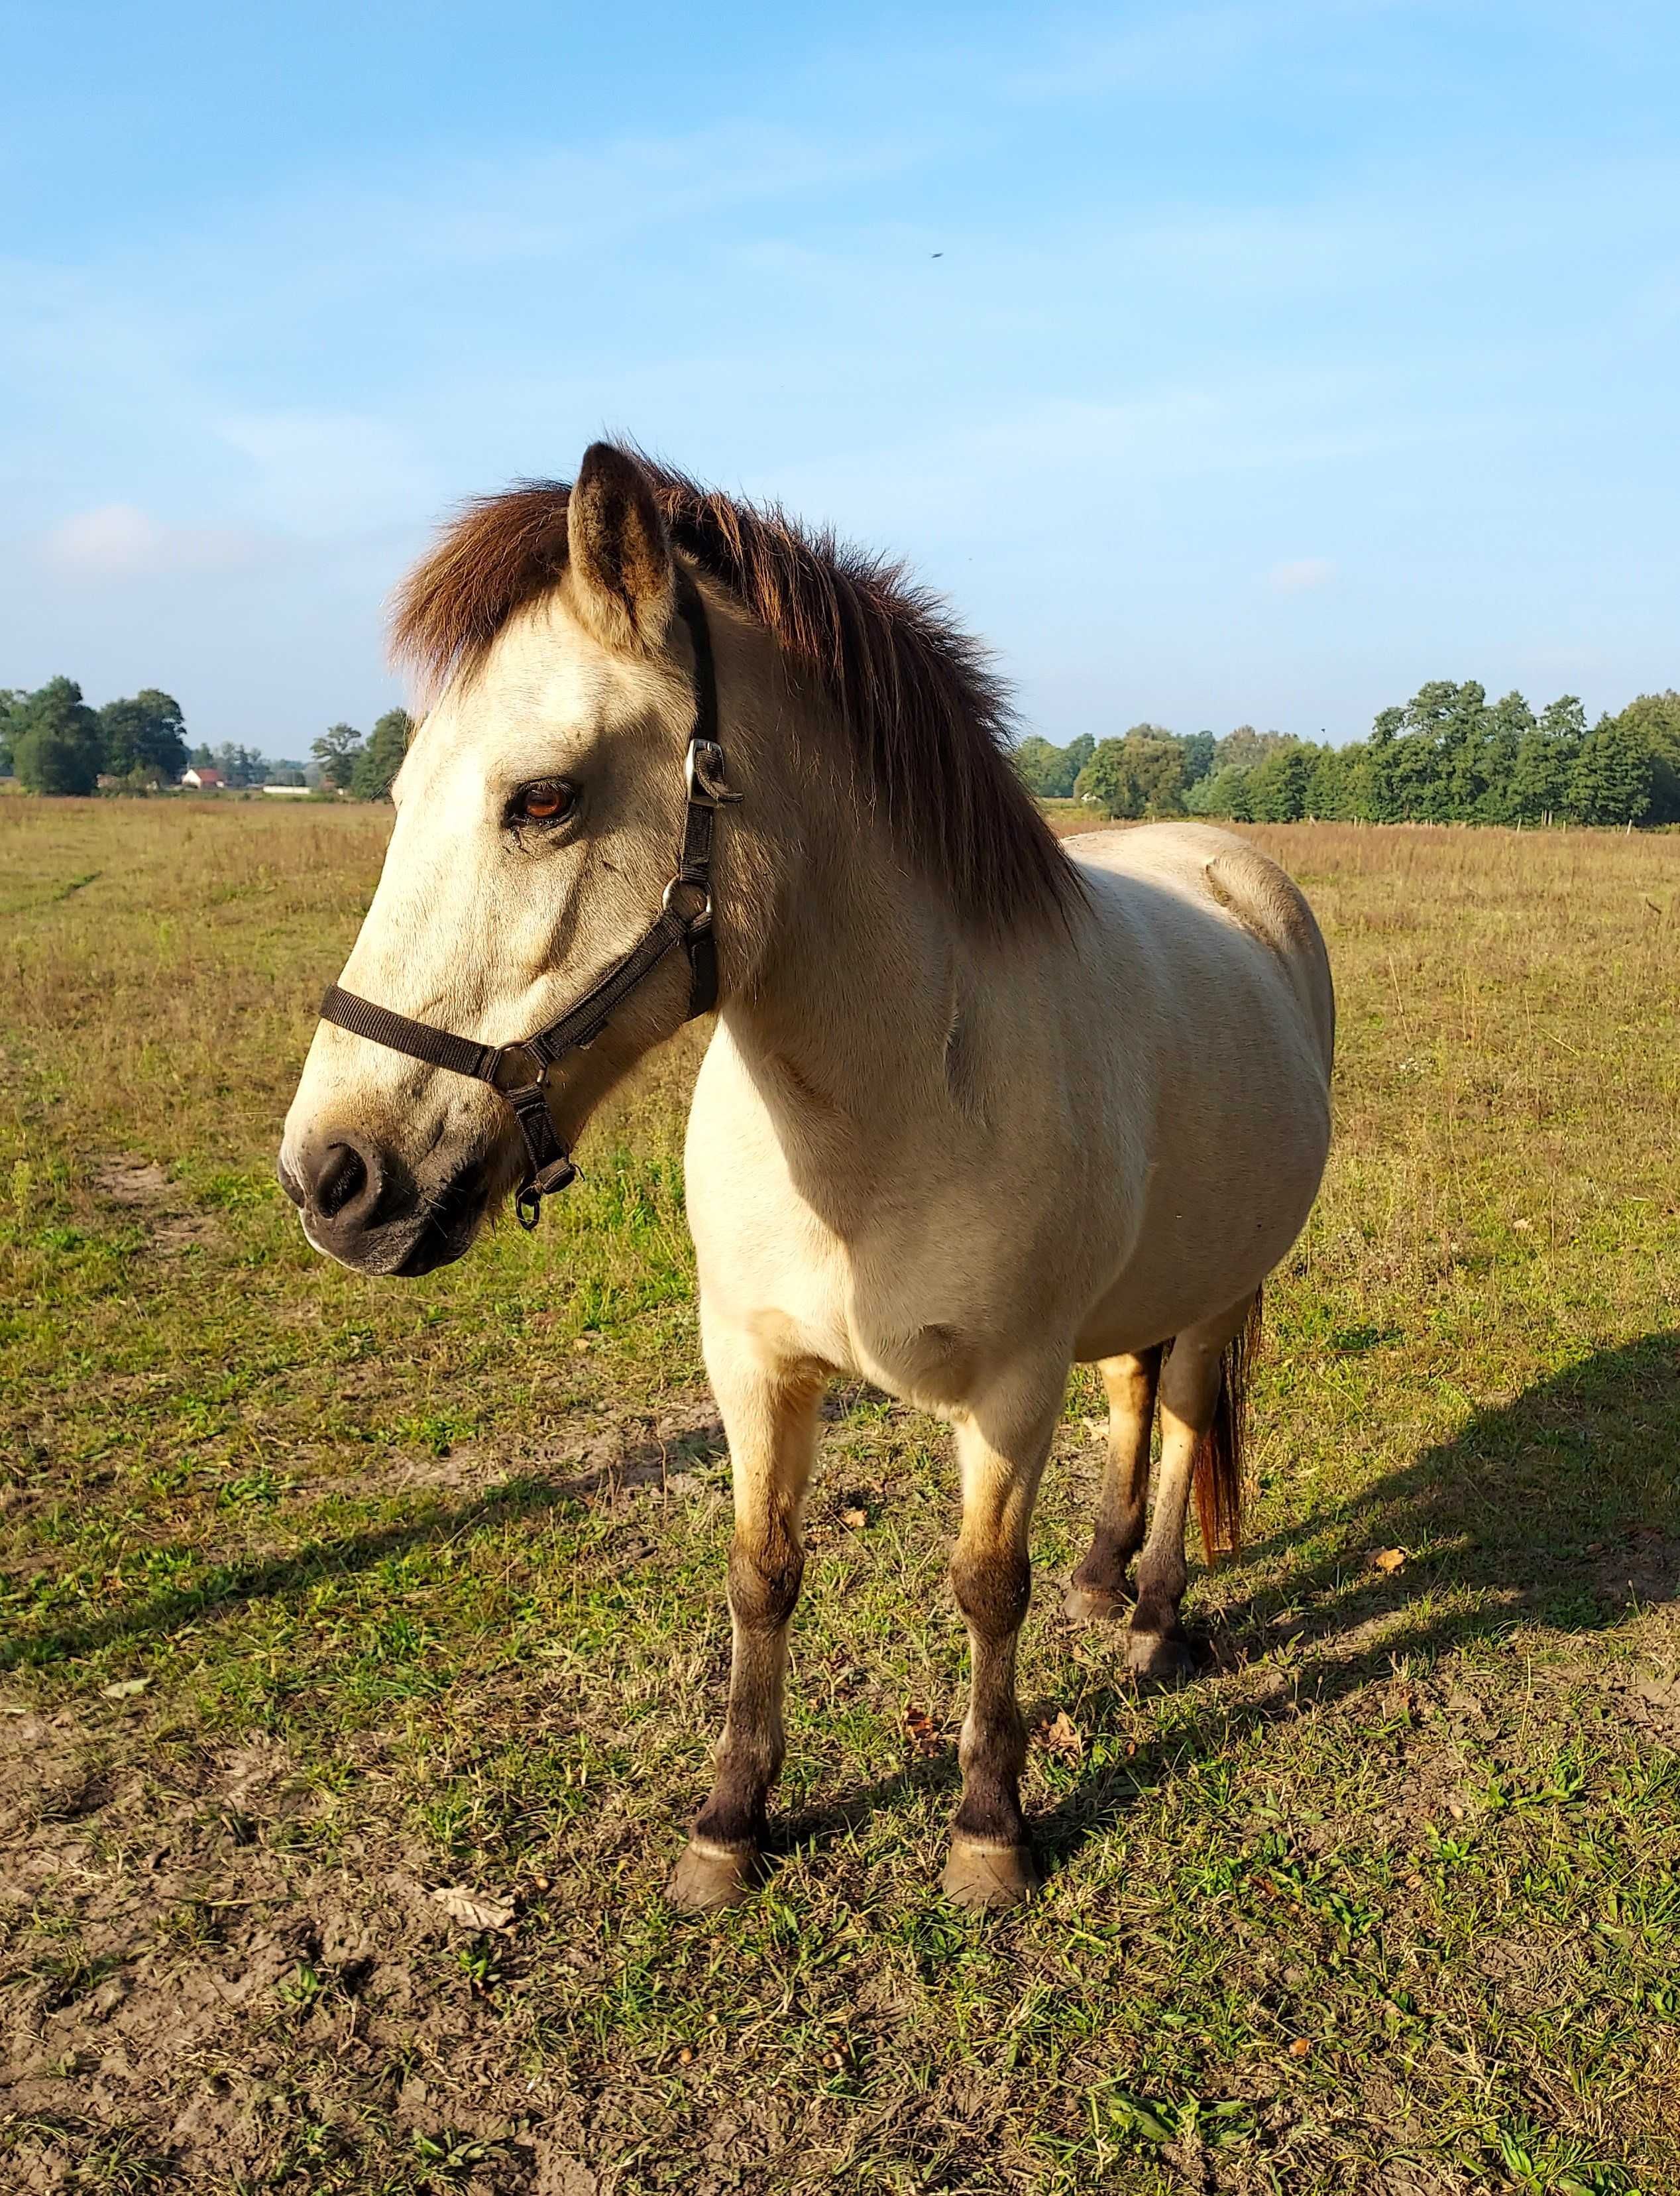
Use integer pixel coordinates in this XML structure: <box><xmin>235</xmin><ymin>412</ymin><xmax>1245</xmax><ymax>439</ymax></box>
<box><xmin>11</xmin><ymin>665</ymin><xmax>1677</xmax><ymax>829</ymax></box>
<box><xmin>0</xmin><ymin>677</ymin><xmax>413</xmax><ymax>802</ymax></box>
<box><xmin>1015</xmin><ymin>683</ymin><xmax>1680</xmax><ymax>829</ymax></box>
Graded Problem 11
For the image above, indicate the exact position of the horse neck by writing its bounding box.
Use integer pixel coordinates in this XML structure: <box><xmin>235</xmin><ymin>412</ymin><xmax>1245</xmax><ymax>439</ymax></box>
<box><xmin>714</xmin><ymin>628</ymin><xmax>964</xmax><ymax>1144</ymax></box>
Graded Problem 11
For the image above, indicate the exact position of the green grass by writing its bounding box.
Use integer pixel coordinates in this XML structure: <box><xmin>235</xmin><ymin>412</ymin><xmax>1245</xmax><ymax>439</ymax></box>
<box><xmin>1</xmin><ymin>797</ymin><xmax>1679</xmax><ymax>2192</ymax></box>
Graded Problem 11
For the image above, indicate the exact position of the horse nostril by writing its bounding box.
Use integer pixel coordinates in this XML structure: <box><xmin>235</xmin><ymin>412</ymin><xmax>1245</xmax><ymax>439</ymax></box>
<box><xmin>313</xmin><ymin>1141</ymin><xmax>369</xmax><ymax>1219</ymax></box>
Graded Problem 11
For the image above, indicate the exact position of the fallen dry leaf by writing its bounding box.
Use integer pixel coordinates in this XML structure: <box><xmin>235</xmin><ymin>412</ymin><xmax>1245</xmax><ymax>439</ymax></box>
<box><xmin>101</xmin><ymin>1677</ymin><xmax>150</xmax><ymax>1700</ymax></box>
<box><xmin>903</xmin><ymin>1707</ymin><xmax>944</xmax><ymax>1759</ymax></box>
<box><xmin>842</xmin><ymin>1508</ymin><xmax>868</xmax><ymax>1529</ymax></box>
<box><xmin>1289</xmin><ymin>2036</ymin><xmax>1313</xmax><ymax>2059</ymax></box>
<box><xmin>1371</xmin><ymin>1547</ymin><xmax>1407</xmax><ymax>1574</ymax></box>
<box><xmin>1036</xmin><ymin>1709</ymin><xmax>1082</xmax><ymax>1758</ymax></box>
<box><xmin>429</xmin><ymin>1884</ymin><xmax>516</xmax><ymax>1932</ymax></box>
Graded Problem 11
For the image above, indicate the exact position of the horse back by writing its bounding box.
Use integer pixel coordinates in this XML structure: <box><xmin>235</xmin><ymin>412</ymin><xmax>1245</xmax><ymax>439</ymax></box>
<box><xmin>1070</xmin><ymin>821</ymin><xmax>1335</xmax><ymax>1074</ymax></box>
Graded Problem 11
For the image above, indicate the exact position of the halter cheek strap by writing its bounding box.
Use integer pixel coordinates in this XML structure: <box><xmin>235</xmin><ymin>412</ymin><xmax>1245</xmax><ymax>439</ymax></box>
<box><xmin>316</xmin><ymin>575</ymin><xmax>740</xmax><ymax>1230</ymax></box>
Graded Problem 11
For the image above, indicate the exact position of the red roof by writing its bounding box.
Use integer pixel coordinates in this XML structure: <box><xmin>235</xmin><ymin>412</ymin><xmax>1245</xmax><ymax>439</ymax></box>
<box><xmin>184</xmin><ymin>767</ymin><xmax>223</xmax><ymax>785</ymax></box>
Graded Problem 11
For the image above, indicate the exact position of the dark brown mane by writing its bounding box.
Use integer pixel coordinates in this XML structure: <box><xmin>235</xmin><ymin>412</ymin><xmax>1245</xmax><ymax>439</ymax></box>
<box><xmin>390</xmin><ymin>453</ymin><xmax>1079</xmax><ymax>933</ymax></box>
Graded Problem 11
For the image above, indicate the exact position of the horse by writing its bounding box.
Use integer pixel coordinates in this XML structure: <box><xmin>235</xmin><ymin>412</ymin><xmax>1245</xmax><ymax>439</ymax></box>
<box><xmin>280</xmin><ymin>442</ymin><xmax>1335</xmax><ymax>1911</ymax></box>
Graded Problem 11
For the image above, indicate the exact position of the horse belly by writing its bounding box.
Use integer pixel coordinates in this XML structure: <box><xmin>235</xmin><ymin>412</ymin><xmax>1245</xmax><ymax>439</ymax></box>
<box><xmin>1073</xmin><ymin>1029</ymin><xmax>1328</xmax><ymax>1356</ymax></box>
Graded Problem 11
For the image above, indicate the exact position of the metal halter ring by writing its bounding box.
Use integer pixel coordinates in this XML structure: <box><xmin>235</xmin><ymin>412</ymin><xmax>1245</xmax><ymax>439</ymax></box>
<box><xmin>489</xmin><ymin>1041</ymin><xmax>548</xmax><ymax>1095</ymax></box>
<box><xmin>661</xmin><ymin>876</ymin><xmax>713</xmax><ymax>928</ymax></box>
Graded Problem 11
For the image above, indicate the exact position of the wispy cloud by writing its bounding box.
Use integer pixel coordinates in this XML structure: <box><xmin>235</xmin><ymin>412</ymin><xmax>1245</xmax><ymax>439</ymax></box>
<box><xmin>1268</xmin><ymin>556</ymin><xmax>1336</xmax><ymax>592</ymax></box>
<box><xmin>43</xmin><ymin>503</ymin><xmax>272</xmax><ymax>579</ymax></box>
<box><xmin>215</xmin><ymin>412</ymin><xmax>439</xmax><ymax>534</ymax></box>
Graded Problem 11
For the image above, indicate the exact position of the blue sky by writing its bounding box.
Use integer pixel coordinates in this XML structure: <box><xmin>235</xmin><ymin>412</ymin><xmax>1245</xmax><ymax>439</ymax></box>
<box><xmin>3</xmin><ymin>1</ymin><xmax>1677</xmax><ymax>756</ymax></box>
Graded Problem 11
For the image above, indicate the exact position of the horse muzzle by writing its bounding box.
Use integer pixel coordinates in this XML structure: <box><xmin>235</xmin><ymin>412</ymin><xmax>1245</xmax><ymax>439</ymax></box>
<box><xmin>278</xmin><ymin>1133</ymin><xmax>494</xmax><ymax>1278</ymax></box>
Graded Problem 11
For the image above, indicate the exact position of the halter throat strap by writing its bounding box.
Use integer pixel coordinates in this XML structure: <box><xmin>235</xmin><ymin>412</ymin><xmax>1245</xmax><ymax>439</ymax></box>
<box><xmin>317</xmin><ymin>573</ymin><xmax>739</xmax><ymax>1230</ymax></box>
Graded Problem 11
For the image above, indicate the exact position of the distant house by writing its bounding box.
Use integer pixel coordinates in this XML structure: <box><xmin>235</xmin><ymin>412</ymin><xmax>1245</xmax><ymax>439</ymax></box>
<box><xmin>180</xmin><ymin>766</ymin><xmax>223</xmax><ymax>789</ymax></box>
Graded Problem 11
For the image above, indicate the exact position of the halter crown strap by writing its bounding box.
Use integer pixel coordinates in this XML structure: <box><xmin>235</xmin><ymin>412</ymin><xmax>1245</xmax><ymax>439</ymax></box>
<box><xmin>315</xmin><ymin>575</ymin><xmax>738</xmax><ymax>1229</ymax></box>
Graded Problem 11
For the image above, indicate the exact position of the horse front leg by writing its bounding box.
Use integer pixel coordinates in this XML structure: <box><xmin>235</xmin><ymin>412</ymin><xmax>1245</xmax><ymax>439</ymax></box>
<box><xmin>942</xmin><ymin>1388</ymin><xmax>1060</xmax><ymax>1911</ymax></box>
<box><xmin>668</xmin><ymin>1320</ymin><xmax>824</xmax><ymax>1912</ymax></box>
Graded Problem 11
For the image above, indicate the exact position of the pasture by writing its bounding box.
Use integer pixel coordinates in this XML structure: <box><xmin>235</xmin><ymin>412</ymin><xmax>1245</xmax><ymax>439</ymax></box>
<box><xmin>2</xmin><ymin>795</ymin><xmax>1678</xmax><ymax>2194</ymax></box>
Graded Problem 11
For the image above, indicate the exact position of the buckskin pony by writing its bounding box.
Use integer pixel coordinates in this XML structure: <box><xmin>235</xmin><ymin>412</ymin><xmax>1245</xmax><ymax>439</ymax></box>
<box><xmin>280</xmin><ymin>443</ymin><xmax>1334</xmax><ymax>1910</ymax></box>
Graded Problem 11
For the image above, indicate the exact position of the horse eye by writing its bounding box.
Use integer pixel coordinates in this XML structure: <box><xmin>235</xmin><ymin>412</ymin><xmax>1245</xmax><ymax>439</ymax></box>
<box><xmin>513</xmin><ymin>780</ymin><xmax>575</xmax><ymax>825</ymax></box>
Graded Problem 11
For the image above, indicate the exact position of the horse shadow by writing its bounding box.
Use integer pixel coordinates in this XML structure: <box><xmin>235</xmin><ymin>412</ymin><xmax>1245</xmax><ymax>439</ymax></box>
<box><xmin>1023</xmin><ymin>1326</ymin><xmax>1680</xmax><ymax>1869</ymax></box>
<box><xmin>1</xmin><ymin>1420</ymin><xmax>730</xmax><ymax>1675</ymax></box>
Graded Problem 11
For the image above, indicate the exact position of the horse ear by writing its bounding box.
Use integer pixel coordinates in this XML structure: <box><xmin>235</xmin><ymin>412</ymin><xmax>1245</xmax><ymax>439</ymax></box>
<box><xmin>565</xmin><ymin>443</ymin><xmax>675</xmax><ymax>655</ymax></box>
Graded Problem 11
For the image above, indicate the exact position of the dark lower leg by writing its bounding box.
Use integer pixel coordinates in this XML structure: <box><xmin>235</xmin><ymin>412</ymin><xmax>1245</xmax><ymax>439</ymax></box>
<box><xmin>1127</xmin><ymin>1398</ymin><xmax>1200</xmax><ymax>1676</ymax></box>
<box><xmin>1068</xmin><ymin>1347</ymin><xmax>1161</xmax><ymax>1615</ymax></box>
<box><xmin>942</xmin><ymin>1402</ymin><xmax>1056</xmax><ymax>1908</ymax></box>
<box><xmin>950</xmin><ymin>1539</ymin><xmax>1031</xmax><ymax>1851</ymax></box>
<box><xmin>1129</xmin><ymin>1314</ymin><xmax>1241</xmax><ymax>1679</ymax></box>
<box><xmin>691</xmin><ymin>1528</ymin><xmax>804</xmax><ymax>1850</ymax></box>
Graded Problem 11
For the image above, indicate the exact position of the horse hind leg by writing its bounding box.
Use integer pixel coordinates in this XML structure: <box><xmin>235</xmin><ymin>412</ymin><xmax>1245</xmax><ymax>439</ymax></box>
<box><xmin>1128</xmin><ymin>1289</ymin><xmax>1259</xmax><ymax>1684</ymax></box>
<box><xmin>1064</xmin><ymin>1346</ymin><xmax>1162</xmax><ymax>1624</ymax></box>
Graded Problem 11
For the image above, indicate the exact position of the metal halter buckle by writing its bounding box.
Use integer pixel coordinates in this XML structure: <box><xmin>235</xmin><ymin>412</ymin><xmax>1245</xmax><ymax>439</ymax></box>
<box><xmin>685</xmin><ymin>736</ymin><xmax>743</xmax><ymax>809</ymax></box>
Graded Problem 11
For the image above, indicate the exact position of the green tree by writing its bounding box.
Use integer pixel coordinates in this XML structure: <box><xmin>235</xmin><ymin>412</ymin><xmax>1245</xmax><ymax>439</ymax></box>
<box><xmin>1606</xmin><ymin>691</ymin><xmax>1680</xmax><ymax>825</ymax></box>
<box><xmin>1507</xmin><ymin>695</ymin><xmax>1583</xmax><ymax>825</ymax></box>
<box><xmin>1477</xmin><ymin>691</ymin><xmax>1536</xmax><ymax>823</ymax></box>
<box><xmin>1358</xmin><ymin>713</ymin><xmax>1402</xmax><ymax>822</ymax></box>
<box><xmin>0</xmin><ymin>689</ymin><xmax>26</xmax><ymax>777</ymax></box>
<box><xmin>311</xmin><ymin>722</ymin><xmax>364</xmax><ymax>793</ymax></box>
<box><xmin>1248</xmin><ymin>742</ymin><xmax>1311</xmax><ymax>823</ymax></box>
<box><xmin>1179</xmin><ymin>730</ymin><xmax>1216</xmax><ymax>788</ymax></box>
<box><xmin>211</xmin><ymin>742</ymin><xmax>270</xmax><ymax>789</ymax></box>
<box><xmin>1011</xmin><ymin>732</ymin><xmax>1095</xmax><ymax>799</ymax></box>
<box><xmin>1215</xmin><ymin>725</ymin><xmax>1290</xmax><ymax>775</ymax></box>
<box><xmin>1186</xmin><ymin>764</ymin><xmax>1254</xmax><ymax>821</ymax></box>
<box><xmin>1381</xmin><ymin>679</ymin><xmax>1482</xmax><ymax>821</ymax></box>
<box><xmin>1075</xmin><ymin>728</ymin><xmax>1186</xmax><ymax>819</ymax></box>
<box><xmin>1306</xmin><ymin>743</ymin><xmax>1355</xmax><ymax>819</ymax></box>
<box><xmin>13</xmin><ymin>677</ymin><xmax>103</xmax><ymax>795</ymax></box>
<box><xmin>1566</xmin><ymin>715</ymin><xmax>1655</xmax><ymax>827</ymax></box>
<box><xmin>1012</xmin><ymin>736</ymin><xmax>1072</xmax><ymax>797</ymax></box>
<box><xmin>352</xmin><ymin>708</ymin><xmax>413</xmax><ymax>801</ymax></box>
<box><xmin>98</xmin><ymin>689</ymin><xmax>188</xmax><ymax>783</ymax></box>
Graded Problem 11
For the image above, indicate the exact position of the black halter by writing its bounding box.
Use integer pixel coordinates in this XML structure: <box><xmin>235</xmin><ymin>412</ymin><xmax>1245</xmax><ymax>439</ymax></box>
<box><xmin>316</xmin><ymin>574</ymin><xmax>740</xmax><ymax>1230</ymax></box>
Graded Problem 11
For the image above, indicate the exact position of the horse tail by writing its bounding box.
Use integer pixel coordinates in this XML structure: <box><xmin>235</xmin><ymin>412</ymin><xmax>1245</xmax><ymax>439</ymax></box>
<box><xmin>1192</xmin><ymin>1287</ymin><xmax>1262</xmax><ymax>1562</ymax></box>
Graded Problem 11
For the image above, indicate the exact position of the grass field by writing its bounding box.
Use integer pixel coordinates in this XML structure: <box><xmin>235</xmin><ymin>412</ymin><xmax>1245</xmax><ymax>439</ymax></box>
<box><xmin>3</xmin><ymin>795</ymin><xmax>1679</xmax><ymax>2195</ymax></box>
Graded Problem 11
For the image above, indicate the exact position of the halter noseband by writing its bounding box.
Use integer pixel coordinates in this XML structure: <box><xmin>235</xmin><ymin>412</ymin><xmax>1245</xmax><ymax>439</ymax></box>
<box><xmin>316</xmin><ymin>573</ymin><xmax>740</xmax><ymax>1231</ymax></box>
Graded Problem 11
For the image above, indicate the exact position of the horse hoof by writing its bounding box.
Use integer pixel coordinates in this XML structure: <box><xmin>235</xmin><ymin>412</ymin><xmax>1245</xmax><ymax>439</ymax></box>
<box><xmin>941</xmin><ymin>1839</ymin><xmax>1039</xmax><ymax>1911</ymax></box>
<box><xmin>1126</xmin><ymin>1628</ymin><xmax>1197</xmax><ymax>1685</ymax></box>
<box><xmin>1063</xmin><ymin>1582</ymin><xmax>1129</xmax><ymax>1625</ymax></box>
<box><xmin>668</xmin><ymin>1839</ymin><xmax>757</xmax><ymax>1912</ymax></box>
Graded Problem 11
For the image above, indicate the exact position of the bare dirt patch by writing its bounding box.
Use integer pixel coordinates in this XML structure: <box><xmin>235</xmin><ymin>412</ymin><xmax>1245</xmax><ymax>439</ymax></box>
<box><xmin>298</xmin><ymin>1398</ymin><xmax>728</xmax><ymax>1507</ymax></box>
<box><xmin>1592</xmin><ymin>1528</ymin><xmax>1680</xmax><ymax>1608</ymax></box>
<box><xmin>91</xmin><ymin>1155</ymin><xmax>218</xmax><ymax>1253</ymax></box>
